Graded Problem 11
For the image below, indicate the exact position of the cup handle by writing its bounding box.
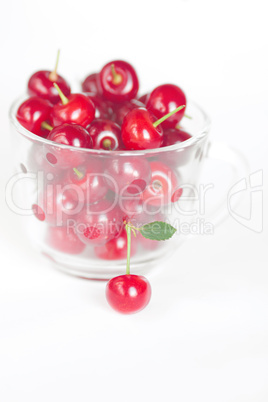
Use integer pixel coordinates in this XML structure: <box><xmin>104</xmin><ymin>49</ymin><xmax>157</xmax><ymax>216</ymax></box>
<box><xmin>203</xmin><ymin>141</ymin><xmax>250</xmax><ymax>228</ymax></box>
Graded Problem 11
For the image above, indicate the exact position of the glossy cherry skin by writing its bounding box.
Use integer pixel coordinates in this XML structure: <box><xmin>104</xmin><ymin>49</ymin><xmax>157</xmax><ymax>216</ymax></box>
<box><xmin>94</xmin><ymin>229</ymin><xmax>137</xmax><ymax>260</ymax></box>
<box><xmin>113</xmin><ymin>99</ymin><xmax>145</xmax><ymax>126</ymax></box>
<box><xmin>75</xmin><ymin>199</ymin><xmax>123</xmax><ymax>246</ymax></box>
<box><xmin>99</xmin><ymin>60</ymin><xmax>139</xmax><ymax>103</ymax></box>
<box><xmin>162</xmin><ymin>128</ymin><xmax>191</xmax><ymax>147</ymax></box>
<box><xmin>28</xmin><ymin>70</ymin><xmax>71</xmax><ymax>105</ymax></box>
<box><xmin>16</xmin><ymin>96</ymin><xmax>52</xmax><ymax>136</ymax></box>
<box><xmin>121</xmin><ymin>108</ymin><xmax>163</xmax><ymax>150</ymax></box>
<box><xmin>82</xmin><ymin>73</ymin><xmax>102</xmax><ymax>95</ymax></box>
<box><xmin>141</xmin><ymin>161</ymin><xmax>182</xmax><ymax>206</ymax></box>
<box><xmin>66</xmin><ymin>159</ymin><xmax>108</xmax><ymax>205</ymax></box>
<box><xmin>51</xmin><ymin>93</ymin><xmax>95</xmax><ymax>128</ymax></box>
<box><xmin>106</xmin><ymin>275</ymin><xmax>151</xmax><ymax>314</ymax></box>
<box><xmin>46</xmin><ymin>123</ymin><xmax>93</xmax><ymax>169</ymax></box>
<box><xmin>85</xmin><ymin>93</ymin><xmax>113</xmax><ymax>120</ymax></box>
<box><xmin>46</xmin><ymin>226</ymin><xmax>85</xmax><ymax>254</ymax></box>
<box><xmin>86</xmin><ymin>119</ymin><xmax>122</xmax><ymax>150</ymax></box>
<box><xmin>146</xmin><ymin>84</ymin><xmax>186</xmax><ymax>129</ymax></box>
<box><xmin>104</xmin><ymin>157</ymin><xmax>151</xmax><ymax>195</ymax></box>
<box><xmin>32</xmin><ymin>182</ymin><xmax>82</xmax><ymax>226</ymax></box>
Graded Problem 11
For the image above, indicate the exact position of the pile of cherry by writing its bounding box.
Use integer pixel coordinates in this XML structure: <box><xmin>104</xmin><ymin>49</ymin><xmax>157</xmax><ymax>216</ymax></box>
<box><xmin>16</xmin><ymin>56</ymin><xmax>192</xmax><ymax>314</ymax></box>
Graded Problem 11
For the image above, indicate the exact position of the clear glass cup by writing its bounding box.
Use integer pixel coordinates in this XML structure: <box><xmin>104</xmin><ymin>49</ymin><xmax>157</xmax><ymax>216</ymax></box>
<box><xmin>8</xmin><ymin>96</ymin><xmax>246</xmax><ymax>279</ymax></box>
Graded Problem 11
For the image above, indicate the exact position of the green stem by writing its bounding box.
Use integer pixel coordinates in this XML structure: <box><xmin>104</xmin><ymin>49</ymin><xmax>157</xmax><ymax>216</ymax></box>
<box><xmin>111</xmin><ymin>63</ymin><xmax>123</xmax><ymax>85</ymax></box>
<box><xmin>126</xmin><ymin>223</ymin><xmax>131</xmax><ymax>275</ymax></box>
<box><xmin>49</xmin><ymin>50</ymin><xmax>60</xmax><ymax>81</ymax></box>
<box><xmin>53</xmin><ymin>83</ymin><xmax>69</xmax><ymax>105</ymax></box>
<box><xmin>73</xmin><ymin>167</ymin><xmax>84</xmax><ymax>179</ymax></box>
<box><xmin>184</xmin><ymin>113</ymin><xmax>192</xmax><ymax>119</ymax></box>
<box><xmin>153</xmin><ymin>105</ymin><xmax>185</xmax><ymax>127</ymax></box>
<box><xmin>41</xmin><ymin>121</ymin><xmax>53</xmax><ymax>131</ymax></box>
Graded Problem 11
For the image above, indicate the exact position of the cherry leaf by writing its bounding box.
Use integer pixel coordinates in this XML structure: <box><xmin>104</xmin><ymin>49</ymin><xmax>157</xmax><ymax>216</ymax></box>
<box><xmin>139</xmin><ymin>221</ymin><xmax>176</xmax><ymax>241</ymax></box>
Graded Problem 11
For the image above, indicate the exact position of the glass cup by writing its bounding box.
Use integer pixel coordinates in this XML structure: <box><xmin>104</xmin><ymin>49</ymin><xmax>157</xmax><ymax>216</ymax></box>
<box><xmin>7</xmin><ymin>96</ymin><xmax>248</xmax><ymax>279</ymax></box>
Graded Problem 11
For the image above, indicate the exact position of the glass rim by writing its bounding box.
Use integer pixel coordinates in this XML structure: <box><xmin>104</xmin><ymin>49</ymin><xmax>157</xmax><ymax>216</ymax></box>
<box><xmin>9</xmin><ymin>95</ymin><xmax>211</xmax><ymax>156</ymax></box>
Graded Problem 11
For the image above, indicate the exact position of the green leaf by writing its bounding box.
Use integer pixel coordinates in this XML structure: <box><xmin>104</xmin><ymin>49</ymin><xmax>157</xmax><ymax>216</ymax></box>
<box><xmin>139</xmin><ymin>221</ymin><xmax>177</xmax><ymax>241</ymax></box>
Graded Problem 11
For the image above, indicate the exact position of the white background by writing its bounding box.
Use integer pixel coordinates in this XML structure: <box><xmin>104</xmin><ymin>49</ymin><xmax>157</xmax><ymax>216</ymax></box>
<box><xmin>0</xmin><ymin>0</ymin><xmax>267</xmax><ymax>401</ymax></box>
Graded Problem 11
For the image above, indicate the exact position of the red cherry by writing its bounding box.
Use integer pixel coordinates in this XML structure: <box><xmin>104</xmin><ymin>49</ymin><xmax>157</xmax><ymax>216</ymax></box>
<box><xmin>94</xmin><ymin>229</ymin><xmax>137</xmax><ymax>260</ymax></box>
<box><xmin>66</xmin><ymin>160</ymin><xmax>108</xmax><ymax>204</ymax></box>
<box><xmin>106</xmin><ymin>274</ymin><xmax>151</xmax><ymax>314</ymax></box>
<box><xmin>113</xmin><ymin>99</ymin><xmax>145</xmax><ymax>126</ymax></box>
<box><xmin>51</xmin><ymin>84</ymin><xmax>95</xmax><ymax>128</ymax></box>
<box><xmin>86</xmin><ymin>119</ymin><xmax>122</xmax><ymax>150</ymax></box>
<box><xmin>82</xmin><ymin>73</ymin><xmax>102</xmax><ymax>95</ymax></box>
<box><xmin>99</xmin><ymin>60</ymin><xmax>139</xmax><ymax>103</ymax></box>
<box><xmin>104</xmin><ymin>157</ymin><xmax>151</xmax><ymax>195</ymax></box>
<box><xmin>146</xmin><ymin>84</ymin><xmax>186</xmax><ymax>129</ymax></box>
<box><xmin>85</xmin><ymin>93</ymin><xmax>113</xmax><ymax>120</ymax></box>
<box><xmin>27</xmin><ymin>52</ymin><xmax>70</xmax><ymax>104</ymax></box>
<box><xmin>46</xmin><ymin>226</ymin><xmax>85</xmax><ymax>254</ymax></box>
<box><xmin>75</xmin><ymin>200</ymin><xmax>123</xmax><ymax>246</ymax></box>
<box><xmin>28</xmin><ymin>70</ymin><xmax>71</xmax><ymax>105</ymax></box>
<box><xmin>32</xmin><ymin>182</ymin><xmax>82</xmax><ymax>226</ymax></box>
<box><xmin>162</xmin><ymin>128</ymin><xmax>191</xmax><ymax>147</ymax></box>
<box><xmin>121</xmin><ymin>108</ymin><xmax>163</xmax><ymax>150</ymax></box>
<box><xmin>142</xmin><ymin>161</ymin><xmax>182</xmax><ymax>206</ymax></box>
<box><xmin>16</xmin><ymin>96</ymin><xmax>52</xmax><ymax>136</ymax></box>
<box><xmin>46</xmin><ymin>123</ymin><xmax>93</xmax><ymax>168</ymax></box>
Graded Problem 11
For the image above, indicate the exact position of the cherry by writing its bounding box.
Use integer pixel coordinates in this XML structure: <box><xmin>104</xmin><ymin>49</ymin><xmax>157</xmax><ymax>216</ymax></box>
<box><xmin>162</xmin><ymin>128</ymin><xmax>191</xmax><ymax>147</ymax></box>
<box><xmin>86</xmin><ymin>119</ymin><xmax>122</xmax><ymax>150</ymax></box>
<box><xmin>75</xmin><ymin>199</ymin><xmax>123</xmax><ymax>246</ymax></box>
<box><xmin>32</xmin><ymin>181</ymin><xmax>82</xmax><ymax>226</ymax></box>
<box><xmin>122</xmin><ymin>104</ymin><xmax>186</xmax><ymax>150</ymax></box>
<box><xmin>82</xmin><ymin>73</ymin><xmax>102</xmax><ymax>95</ymax></box>
<box><xmin>104</xmin><ymin>157</ymin><xmax>151</xmax><ymax>195</ymax></box>
<box><xmin>51</xmin><ymin>84</ymin><xmax>95</xmax><ymax>128</ymax></box>
<box><xmin>16</xmin><ymin>96</ymin><xmax>52</xmax><ymax>136</ymax></box>
<box><xmin>106</xmin><ymin>275</ymin><xmax>151</xmax><ymax>314</ymax></box>
<box><xmin>99</xmin><ymin>60</ymin><xmax>139</xmax><ymax>103</ymax></box>
<box><xmin>46</xmin><ymin>226</ymin><xmax>85</xmax><ymax>254</ymax></box>
<box><xmin>141</xmin><ymin>161</ymin><xmax>182</xmax><ymax>206</ymax></box>
<box><xmin>66</xmin><ymin>159</ymin><xmax>108</xmax><ymax>204</ymax></box>
<box><xmin>94</xmin><ymin>229</ymin><xmax>137</xmax><ymax>260</ymax></box>
<box><xmin>113</xmin><ymin>99</ymin><xmax>145</xmax><ymax>126</ymax></box>
<box><xmin>28</xmin><ymin>51</ymin><xmax>71</xmax><ymax>104</ymax></box>
<box><xmin>121</xmin><ymin>108</ymin><xmax>163</xmax><ymax>150</ymax></box>
<box><xmin>146</xmin><ymin>84</ymin><xmax>186</xmax><ymax>129</ymax></box>
<box><xmin>106</xmin><ymin>221</ymin><xmax>152</xmax><ymax>314</ymax></box>
<box><xmin>85</xmin><ymin>93</ymin><xmax>113</xmax><ymax>120</ymax></box>
<box><xmin>46</xmin><ymin>123</ymin><xmax>92</xmax><ymax>168</ymax></box>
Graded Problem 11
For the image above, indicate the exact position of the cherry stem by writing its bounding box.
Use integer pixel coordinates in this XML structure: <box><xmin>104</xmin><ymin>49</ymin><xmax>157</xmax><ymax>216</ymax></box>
<box><xmin>111</xmin><ymin>64</ymin><xmax>123</xmax><ymax>85</ymax></box>
<box><xmin>49</xmin><ymin>50</ymin><xmax>60</xmax><ymax>81</ymax></box>
<box><xmin>184</xmin><ymin>113</ymin><xmax>192</xmax><ymax>119</ymax></box>
<box><xmin>73</xmin><ymin>167</ymin><xmax>84</xmax><ymax>179</ymax></box>
<box><xmin>53</xmin><ymin>83</ymin><xmax>69</xmax><ymax>105</ymax></box>
<box><xmin>125</xmin><ymin>223</ymin><xmax>131</xmax><ymax>275</ymax></box>
<box><xmin>41</xmin><ymin>121</ymin><xmax>53</xmax><ymax>131</ymax></box>
<box><xmin>153</xmin><ymin>105</ymin><xmax>185</xmax><ymax>128</ymax></box>
<box><xmin>102</xmin><ymin>139</ymin><xmax>112</xmax><ymax>150</ymax></box>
